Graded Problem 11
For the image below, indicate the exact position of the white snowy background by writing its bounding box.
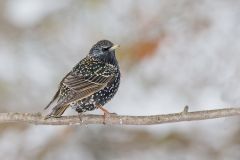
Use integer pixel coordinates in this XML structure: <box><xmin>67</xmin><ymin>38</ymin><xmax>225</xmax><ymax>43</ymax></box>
<box><xmin>0</xmin><ymin>0</ymin><xmax>239</xmax><ymax>160</ymax></box>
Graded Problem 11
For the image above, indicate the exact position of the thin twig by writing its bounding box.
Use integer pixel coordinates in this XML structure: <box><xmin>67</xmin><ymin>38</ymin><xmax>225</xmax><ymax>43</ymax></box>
<box><xmin>0</xmin><ymin>107</ymin><xmax>239</xmax><ymax>125</ymax></box>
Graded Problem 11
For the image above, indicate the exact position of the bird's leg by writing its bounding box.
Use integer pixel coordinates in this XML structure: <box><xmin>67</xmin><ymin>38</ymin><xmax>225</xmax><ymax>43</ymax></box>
<box><xmin>78</xmin><ymin>112</ymin><xmax>84</xmax><ymax>124</ymax></box>
<box><xmin>96</xmin><ymin>104</ymin><xmax>116</xmax><ymax>124</ymax></box>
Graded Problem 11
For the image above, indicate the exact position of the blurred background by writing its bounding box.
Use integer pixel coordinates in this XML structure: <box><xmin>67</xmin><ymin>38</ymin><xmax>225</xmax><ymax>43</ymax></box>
<box><xmin>0</xmin><ymin>0</ymin><xmax>240</xmax><ymax>159</ymax></box>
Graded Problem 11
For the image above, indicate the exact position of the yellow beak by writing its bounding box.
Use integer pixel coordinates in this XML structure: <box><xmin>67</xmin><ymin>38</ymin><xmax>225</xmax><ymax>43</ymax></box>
<box><xmin>109</xmin><ymin>44</ymin><xmax>120</xmax><ymax>51</ymax></box>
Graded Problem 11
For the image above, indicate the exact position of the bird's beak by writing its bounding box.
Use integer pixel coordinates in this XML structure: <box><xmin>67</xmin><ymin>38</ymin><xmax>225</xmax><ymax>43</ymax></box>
<box><xmin>109</xmin><ymin>44</ymin><xmax>120</xmax><ymax>51</ymax></box>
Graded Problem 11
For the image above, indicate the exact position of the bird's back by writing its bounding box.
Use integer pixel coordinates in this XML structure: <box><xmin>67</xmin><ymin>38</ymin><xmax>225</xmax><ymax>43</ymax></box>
<box><xmin>71</xmin><ymin>57</ymin><xmax>121</xmax><ymax>113</ymax></box>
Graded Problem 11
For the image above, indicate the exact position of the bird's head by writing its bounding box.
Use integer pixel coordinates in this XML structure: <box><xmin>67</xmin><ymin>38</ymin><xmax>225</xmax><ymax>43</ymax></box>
<box><xmin>89</xmin><ymin>40</ymin><xmax>120</xmax><ymax>65</ymax></box>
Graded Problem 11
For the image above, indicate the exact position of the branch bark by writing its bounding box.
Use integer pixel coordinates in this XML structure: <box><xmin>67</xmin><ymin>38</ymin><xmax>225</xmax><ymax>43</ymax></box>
<box><xmin>0</xmin><ymin>107</ymin><xmax>239</xmax><ymax>125</ymax></box>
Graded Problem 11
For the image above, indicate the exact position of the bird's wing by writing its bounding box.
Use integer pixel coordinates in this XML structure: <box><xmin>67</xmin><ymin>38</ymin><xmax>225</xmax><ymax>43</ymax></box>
<box><xmin>44</xmin><ymin>72</ymin><xmax>71</xmax><ymax>110</ymax></box>
<box><xmin>53</xmin><ymin>59</ymin><xmax>116</xmax><ymax>109</ymax></box>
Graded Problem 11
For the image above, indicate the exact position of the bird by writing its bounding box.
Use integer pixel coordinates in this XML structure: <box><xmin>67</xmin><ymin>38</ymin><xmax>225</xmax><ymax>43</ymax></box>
<box><xmin>44</xmin><ymin>40</ymin><xmax>121</xmax><ymax>120</ymax></box>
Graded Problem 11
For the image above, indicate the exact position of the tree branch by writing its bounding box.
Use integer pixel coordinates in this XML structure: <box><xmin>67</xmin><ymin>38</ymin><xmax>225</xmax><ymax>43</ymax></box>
<box><xmin>0</xmin><ymin>107</ymin><xmax>239</xmax><ymax>125</ymax></box>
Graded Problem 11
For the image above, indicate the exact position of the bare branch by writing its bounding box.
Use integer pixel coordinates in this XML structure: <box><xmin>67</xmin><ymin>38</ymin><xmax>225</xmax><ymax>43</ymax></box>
<box><xmin>0</xmin><ymin>107</ymin><xmax>239</xmax><ymax>125</ymax></box>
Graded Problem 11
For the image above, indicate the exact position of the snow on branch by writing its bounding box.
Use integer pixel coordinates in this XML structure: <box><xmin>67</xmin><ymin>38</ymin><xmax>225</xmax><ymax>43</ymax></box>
<box><xmin>0</xmin><ymin>106</ymin><xmax>239</xmax><ymax>125</ymax></box>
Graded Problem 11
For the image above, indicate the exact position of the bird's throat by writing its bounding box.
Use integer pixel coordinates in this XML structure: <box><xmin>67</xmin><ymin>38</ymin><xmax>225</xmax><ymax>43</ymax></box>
<box><xmin>100</xmin><ymin>53</ymin><xmax>118</xmax><ymax>67</ymax></box>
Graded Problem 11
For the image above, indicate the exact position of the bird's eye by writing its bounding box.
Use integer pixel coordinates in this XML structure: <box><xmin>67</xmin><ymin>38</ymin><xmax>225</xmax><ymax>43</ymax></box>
<box><xmin>102</xmin><ymin>46</ymin><xmax>110</xmax><ymax>51</ymax></box>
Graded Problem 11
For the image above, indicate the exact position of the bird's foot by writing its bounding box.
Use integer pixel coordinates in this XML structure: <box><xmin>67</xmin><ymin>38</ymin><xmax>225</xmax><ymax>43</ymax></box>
<box><xmin>77</xmin><ymin>112</ymin><xmax>84</xmax><ymax>124</ymax></box>
<box><xmin>96</xmin><ymin>104</ymin><xmax>117</xmax><ymax>124</ymax></box>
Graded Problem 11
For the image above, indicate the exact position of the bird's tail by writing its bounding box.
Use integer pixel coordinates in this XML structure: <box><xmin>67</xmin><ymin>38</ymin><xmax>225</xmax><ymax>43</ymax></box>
<box><xmin>44</xmin><ymin>104</ymin><xmax>69</xmax><ymax>119</ymax></box>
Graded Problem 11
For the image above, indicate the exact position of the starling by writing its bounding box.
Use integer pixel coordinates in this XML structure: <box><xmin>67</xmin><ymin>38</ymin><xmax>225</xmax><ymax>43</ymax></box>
<box><xmin>45</xmin><ymin>40</ymin><xmax>120</xmax><ymax>119</ymax></box>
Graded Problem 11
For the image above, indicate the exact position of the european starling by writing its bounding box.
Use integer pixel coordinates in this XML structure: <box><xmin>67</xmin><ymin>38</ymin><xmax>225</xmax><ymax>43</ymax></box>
<box><xmin>45</xmin><ymin>40</ymin><xmax>120</xmax><ymax>118</ymax></box>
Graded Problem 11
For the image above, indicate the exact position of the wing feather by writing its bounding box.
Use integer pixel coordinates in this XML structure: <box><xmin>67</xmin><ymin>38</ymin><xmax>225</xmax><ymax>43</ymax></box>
<box><xmin>53</xmin><ymin>61</ymin><xmax>115</xmax><ymax>109</ymax></box>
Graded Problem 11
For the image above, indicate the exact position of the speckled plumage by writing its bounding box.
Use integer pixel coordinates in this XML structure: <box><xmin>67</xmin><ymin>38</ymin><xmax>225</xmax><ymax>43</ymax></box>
<box><xmin>45</xmin><ymin>40</ymin><xmax>120</xmax><ymax>118</ymax></box>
